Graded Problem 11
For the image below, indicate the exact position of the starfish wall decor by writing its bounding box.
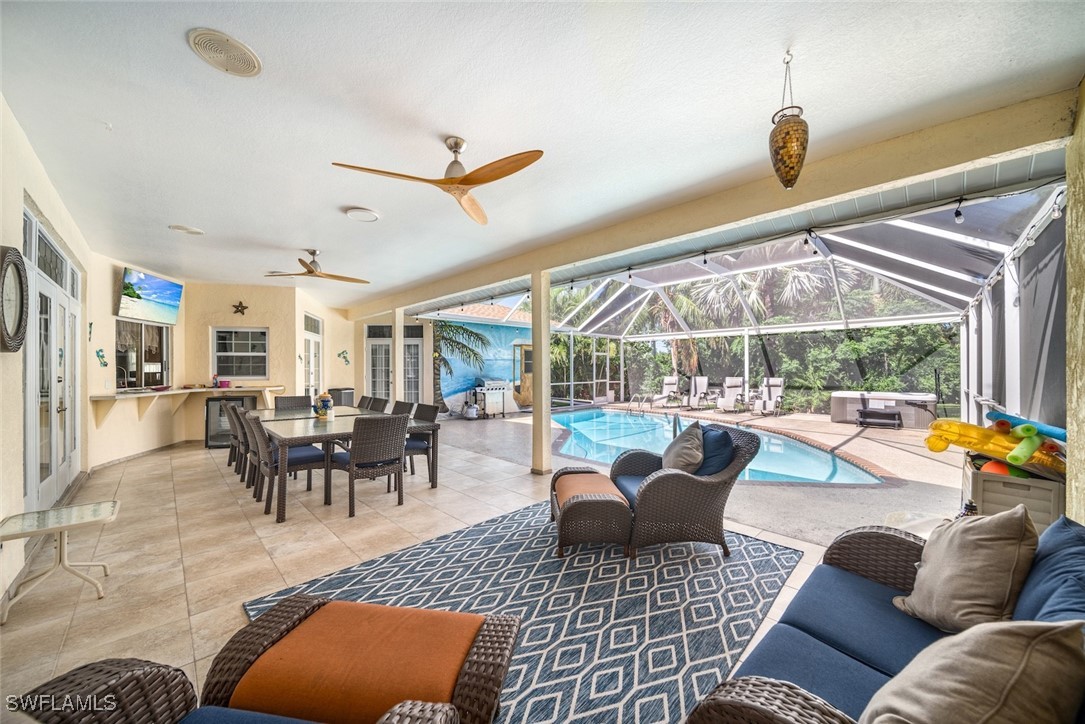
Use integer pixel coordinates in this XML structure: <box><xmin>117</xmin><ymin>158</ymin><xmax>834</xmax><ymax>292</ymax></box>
<box><xmin>232</xmin><ymin>301</ymin><xmax>248</xmax><ymax>315</ymax></box>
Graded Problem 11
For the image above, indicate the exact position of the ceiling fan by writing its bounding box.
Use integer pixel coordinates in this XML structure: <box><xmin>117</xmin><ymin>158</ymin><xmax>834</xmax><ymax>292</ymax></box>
<box><xmin>264</xmin><ymin>249</ymin><xmax>369</xmax><ymax>284</ymax></box>
<box><xmin>333</xmin><ymin>137</ymin><xmax>542</xmax><ymax>225</ymax></box>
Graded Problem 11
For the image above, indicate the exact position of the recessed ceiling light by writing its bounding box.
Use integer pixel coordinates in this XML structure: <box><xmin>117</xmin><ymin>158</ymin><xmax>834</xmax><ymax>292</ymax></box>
<box><xmin>345</xmin><ymin>207</ymin><xmax>380</xmax><ymax>222</ymax></box>
<box><xmin>168</xmin><ymin>224</ymin><xmax>205</xmax><ymax>235</ymax></box>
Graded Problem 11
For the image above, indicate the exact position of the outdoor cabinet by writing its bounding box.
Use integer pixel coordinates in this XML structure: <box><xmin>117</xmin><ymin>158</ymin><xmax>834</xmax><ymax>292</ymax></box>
<box><xmin>205</xmin><ymin>396</ymin><xmax>257</xmax><ymax>448</ymax></box>
<box><xmin>963</xmin><ymin>454</ymin><xmax>1065</xmax><ymax>533</ymax></box>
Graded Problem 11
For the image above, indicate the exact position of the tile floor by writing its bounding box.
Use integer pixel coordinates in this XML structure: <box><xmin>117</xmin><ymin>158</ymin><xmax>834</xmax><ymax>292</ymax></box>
<box><xmin>0</xmin><ymin>439</ymin><xmax>821</xmax><ymax>703</ymax></box>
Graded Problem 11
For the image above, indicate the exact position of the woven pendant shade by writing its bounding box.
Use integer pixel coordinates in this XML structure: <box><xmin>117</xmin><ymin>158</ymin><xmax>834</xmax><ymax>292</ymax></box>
<box><xmin>769</xmin><ymin>106</ymin><xmax>808</xmax><ymax>190</ymax></box>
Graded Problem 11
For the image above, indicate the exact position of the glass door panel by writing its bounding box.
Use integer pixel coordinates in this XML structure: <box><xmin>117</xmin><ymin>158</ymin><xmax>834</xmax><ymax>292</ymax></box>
<box><xmin>369</xmin><ymin>341</ymin><xmax>391</xmax><ymax>399</ymax></box>
<box><xmin>38</xmin><ymin>292</ymin><xmax>53</xmax><ymax>486</ymax></box>
<box><xmin>58</xmin><ymin>302</ymin><xmax>67</xmax><ymax>468</ymax></box>
<box><xmin>404</xmin><ymin>342</ymin><xmax>421</xmax><ymax>403</ymax></box>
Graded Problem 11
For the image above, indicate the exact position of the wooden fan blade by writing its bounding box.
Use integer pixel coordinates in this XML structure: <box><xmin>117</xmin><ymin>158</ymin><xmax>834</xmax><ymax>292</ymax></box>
<box><xmin>264</xmin><ymin>272</ymin><xmax>307</xmax><ymax>278</ymax></box>
<box><xmin>298</xmin><ymin>258</ymin><xmax>317</xmax><ymax>274</ymax></box>
<box><xmin>455</xmin><ymin>191</ymin><xmax>488</xmax><ymax>225</ymax></box>
<box><xmin>314</xmin><ymin>271</ymin><xmax>370</xmax><ymax>284</ymax></box>
<box><xmin>332</xmin><ymin>162</ymin><xmax>442</xmax><ymax>186</ymax></box>
<box><xmin>458</xmin><ymin>150</ymin><xmax>543</xmax><ymax>186</ymax></box>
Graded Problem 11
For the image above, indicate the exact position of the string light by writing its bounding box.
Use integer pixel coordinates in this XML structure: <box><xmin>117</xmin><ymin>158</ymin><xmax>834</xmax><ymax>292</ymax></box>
<box><xmin>1051</xmin><ymin>203</ymin><xmax>1062</xmax><ymax>220</ymax></box>
<box><xmin>702</xmin><ymin>251</ymin><xmax>708</xmax><ymax>266</ymax></box>
<box><xmin>627</xmin><ymin>267</ymin><xmax>633</xmax><ymax>281</ymax></box>
<box><xmin>569</xmin><ymin>279</ymin><xmax>575</xmax><ymax>291</ymax></box>
<box><xmin>954</xmin><ymin>198</ymin><xmax>965</xmax><ymax>225</ymax></box>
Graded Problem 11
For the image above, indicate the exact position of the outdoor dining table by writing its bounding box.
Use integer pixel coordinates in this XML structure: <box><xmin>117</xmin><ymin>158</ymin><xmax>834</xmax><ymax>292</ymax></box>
<box><xmin>260</xmin><ymin>410</ymin><xmax>440</xmax><ymax>522</ymax></box>
<box><xmin>251</xmin><ymin>405</ymin><xmax>364</xmax><ymax>422</ymax></box>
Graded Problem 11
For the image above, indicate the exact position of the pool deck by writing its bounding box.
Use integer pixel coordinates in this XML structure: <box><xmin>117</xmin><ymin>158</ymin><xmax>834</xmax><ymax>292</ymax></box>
<box><xmin>440</xmin><ymin>406</ymin><xmax>965</xmax><ymax>546</ymax></box>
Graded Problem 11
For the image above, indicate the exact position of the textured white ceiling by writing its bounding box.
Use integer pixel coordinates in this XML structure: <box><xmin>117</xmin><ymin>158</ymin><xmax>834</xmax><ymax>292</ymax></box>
<box><xmin>2</xmin><ymin>2</ymin><xmax>1083</xmax><ymax>309</ymax></box>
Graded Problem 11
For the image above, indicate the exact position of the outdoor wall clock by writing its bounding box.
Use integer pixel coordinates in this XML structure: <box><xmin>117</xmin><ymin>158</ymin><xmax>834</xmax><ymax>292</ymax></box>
<box><xmin>1</xmin><ymin>246</ymin><xmax>29</xmax><ymax>353</ymax></box>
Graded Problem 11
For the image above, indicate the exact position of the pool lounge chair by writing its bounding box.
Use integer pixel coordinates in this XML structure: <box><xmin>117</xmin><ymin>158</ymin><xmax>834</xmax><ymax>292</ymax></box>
<box><xmin>760</xmin><ymin>377</ymin><xmax>786</xmax><ymax>416</ymax></box>
<box><xmin>684</xmin><ymin>376</ymin><xmax>710</xmax><ymax>408</ymax></box>
<box><xmin>650</xmin><ymin>375</ymin><xmax>681</xmax><ymax>407</ymax></box>
<box><xmin>716</xmin><ymin>377</ymin><xmax>745</xmax><ymax>412</ymax></box>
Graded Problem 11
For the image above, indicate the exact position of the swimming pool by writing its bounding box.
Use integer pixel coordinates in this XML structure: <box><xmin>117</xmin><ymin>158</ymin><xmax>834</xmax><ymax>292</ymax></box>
<box><xmin>554</xmin><ymin>409</ymin><xmax>881</xmax><ymax>485</ymax></box>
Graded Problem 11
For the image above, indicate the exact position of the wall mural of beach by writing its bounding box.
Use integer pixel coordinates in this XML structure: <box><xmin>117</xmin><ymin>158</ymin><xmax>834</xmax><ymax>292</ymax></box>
<box><xmin>117</xmin><ymin>268</ymin><xmax>183</xmax><ymax>325</ymax></box>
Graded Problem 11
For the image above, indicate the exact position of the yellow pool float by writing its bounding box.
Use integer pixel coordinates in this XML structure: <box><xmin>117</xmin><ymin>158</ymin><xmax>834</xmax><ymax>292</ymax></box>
<box><xmin>925</xmin><ymin>419</ymin><xmax>1065</xmax><ymax>474</ymax></box>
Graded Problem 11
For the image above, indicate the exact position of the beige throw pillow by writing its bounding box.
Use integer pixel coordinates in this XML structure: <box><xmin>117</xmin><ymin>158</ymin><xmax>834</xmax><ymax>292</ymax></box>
<box><xmin>893</xmin><ymin>504</ymin><xmax>1038</xmax><ymax>633</ymax></box>
<box><xmin>859</xmin><ymin>619</ymin><xmax>1085</xmax><ymax>724</ymax></box>
<box><xmin>662</xmin><ymin>420</ymin><xmax>703</xmax><ymax>473</ymax></box>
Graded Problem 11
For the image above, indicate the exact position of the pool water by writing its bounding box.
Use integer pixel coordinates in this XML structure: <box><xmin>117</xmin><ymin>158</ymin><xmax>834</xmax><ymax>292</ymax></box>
<box><xmin>554</xmin><ymin>409</ymin><xmax>881</xmax><ymax>485</ymax></box>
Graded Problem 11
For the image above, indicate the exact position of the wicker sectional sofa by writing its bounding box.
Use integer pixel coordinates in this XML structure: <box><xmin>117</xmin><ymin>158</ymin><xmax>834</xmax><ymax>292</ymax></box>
<box><xmin>688</xmin><ymin>515</ymin><xmax>1085</xmax><ymax>723</ymax></box>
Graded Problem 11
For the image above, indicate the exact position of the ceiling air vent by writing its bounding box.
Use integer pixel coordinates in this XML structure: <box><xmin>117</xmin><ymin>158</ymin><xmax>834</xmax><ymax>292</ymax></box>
<box><xmin>187</xmin><ymin>28</ymin><xmax>262</xmax><ymax>77</ymax></box>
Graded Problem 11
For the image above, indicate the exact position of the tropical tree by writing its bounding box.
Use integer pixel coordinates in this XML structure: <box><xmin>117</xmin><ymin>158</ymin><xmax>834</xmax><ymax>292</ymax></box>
<box><xmin>432</xmin><ymin>321</ymin><xmax>492</xmax><ymax>412</ymax></box>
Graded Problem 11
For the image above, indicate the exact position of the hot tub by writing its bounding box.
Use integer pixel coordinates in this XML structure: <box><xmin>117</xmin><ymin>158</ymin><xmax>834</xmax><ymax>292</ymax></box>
<box><xmin>830</xmin><ymin>391</ymin><xmax>937</xmax><ymax>429</ymax></box>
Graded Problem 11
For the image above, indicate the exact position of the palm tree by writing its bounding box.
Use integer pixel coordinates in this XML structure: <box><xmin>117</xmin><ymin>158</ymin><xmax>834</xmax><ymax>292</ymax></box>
<box><xmin>432</xmin><ymin>321</ymin><xmax>492</xmax><ymax>413</ymax></box>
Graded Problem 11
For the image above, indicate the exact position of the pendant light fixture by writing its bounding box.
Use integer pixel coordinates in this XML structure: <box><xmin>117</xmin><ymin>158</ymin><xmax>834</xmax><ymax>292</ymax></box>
<box><xmin>769</xmin><ymin>51</ymin><xmax>809</xmax><ymax>190</ymax></box>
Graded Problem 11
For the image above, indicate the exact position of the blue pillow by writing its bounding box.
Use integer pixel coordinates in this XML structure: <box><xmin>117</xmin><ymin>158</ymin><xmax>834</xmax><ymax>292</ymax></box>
<box><xmin>696</xmin><ymin>427</ymin><xmax>734</xmax><ymax>476</ymax></box>
<box><xmin>1014</xmin><ymin>516</ymin><xmax>1085</xmax><ymax>621</ymax></box>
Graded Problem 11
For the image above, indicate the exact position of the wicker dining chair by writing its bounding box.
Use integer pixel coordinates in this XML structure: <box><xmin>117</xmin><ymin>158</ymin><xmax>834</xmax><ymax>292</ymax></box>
<box><xmin>405</xmin><ymin>403</ymin><xmax>440</xmax><ymax>480</ymax></box>
<box><xmin>275</xmin><ymin>395</ymin><xmax>312</xmax><ymax>410</ymax></box>
<box><xmin>367</xmin><ymin>397</ymin><xmax>390</xmax><ymax>413</ymax></box>
<box><xmin>355</xmin><ymin>394</ymin><xmax>373</xmax><ymax>409</ymax></box>
<box><xmin>390</xmin><ymin>400</ymin><xmax>415</xmax><ymax>416</ymax></box>
<box><xmin>329</xmin><ymin>414</ymin><xmax>409</xmax><ymax>514</ymax></box>
<box><xmin>244</xmin><ymin>412</ymin><xmax>327</xmax><ymax>515</ymax></box>
<box><xmin>20</xmin><ymin>594</ymin><xmax>521</xmax><ymax>724</ymax></box>
<box><xmin>223</xmin><ymin>403</ymin><xmax>249</xmax><ymax>479</ymax></box>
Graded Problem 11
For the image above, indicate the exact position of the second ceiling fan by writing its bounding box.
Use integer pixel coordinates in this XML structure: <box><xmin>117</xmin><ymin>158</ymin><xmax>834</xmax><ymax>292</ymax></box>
<box><xmin>333</xmin><ymin>137</ymin><xmax>542</xmax><ymax>225</ymax></box>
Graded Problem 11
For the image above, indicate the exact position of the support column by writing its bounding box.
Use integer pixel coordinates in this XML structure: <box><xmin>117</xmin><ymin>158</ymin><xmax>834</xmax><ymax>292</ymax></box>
<box><xmin>619</xmin><ymin>340</ymin><xmax>625</xmax><ymax>402</ymax></box>
<box><xmin>532</xmin><ymin>271</ymin><xmax>552</xmax><ymax>475</ymax></box>
<box><xmin>392</xmin><ymin>307</ymin><xmax>405</xmax><ymax>403</ymax></box>
<box><xmin>1002</xmin><ymin>263</ymin><xmax>1022</xmax><ymax>414</ymax></box>
<box><xmin>743</xmin><ymin>329</ymin><xmax>750</xmax><ymax>399</ymax></box>
<box><xmin>568</xmin><ymin>331</ymin><xmax>574</xmax><ymax>405</ymax></box>
<box><xmin>1065</xmin><ymin>80</ymin><xmax>1084</xmax><ymax>523</ymax></box>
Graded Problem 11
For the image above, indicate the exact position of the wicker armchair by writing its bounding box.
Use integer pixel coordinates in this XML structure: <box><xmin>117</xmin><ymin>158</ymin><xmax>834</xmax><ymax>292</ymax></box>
<box><xmin>243</xmin><ymin>412</ymin><xmax>327</xmax><ymax>515</ymax></box>
<box><xmin>686</xmin><ymin>525</ymin><xmax>927</xmax><ymax>723</ymax></box>
<box><xmin>612</xmin><ymin>425</ymin><xmax>760</xmax><ymax>557</ymax></box>
<box><xmin>20</xmin><ymin>594</ymin><xmax>521</xmax><ymax>724</ymax></box>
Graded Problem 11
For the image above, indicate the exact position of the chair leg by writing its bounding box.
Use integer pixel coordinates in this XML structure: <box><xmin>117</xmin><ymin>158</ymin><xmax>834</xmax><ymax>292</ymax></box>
<box><xmin>556</xmin><ymin>545</ymin><xmax>564</xmax><ymax>558</ymax></box>
<box><xmin>263</xmin><ymin>476</ymin><xmax>275</xmax><ymax>515</ymax></box>
<box><xmin>409</xmin><ymin>456</ymin><xmax>415</xmax><ymax>475</ymax></box>
<box><xmin>227</xmin><ymin>447</ymin><xmax>236</xmax><ymax>467</ymax></box>
<box><xmin>306</xmin><ymin>470</ymin><xmax>312</xmax><ymax>491</ymax></box>
<box><xmin>348</xmin><ymin>475</ymin><xmax>356</xmax><ymax>517</ymax></box>
<box><xmin>627</xmin><ymin>547</ymin><xmax>636</xmax><ymax>559</ymax></box>
<box><xmin>424</xmin><ymin>451</ymin><xmax>432</xmax><ymax>483</ymax></box>
<box><xmin>721</xmin><ymin>541</ymin><xmax>731</xmax><ymax>557</ymax></box>
<box><xmin>396</xmin><ymin>471</ymin><xmax>404</xmax><ymax>505</ymax></box>
<box><xmin>254</xmin><ymin>472</ymin><xmax>264</xmax><ymax>502</ymax></box>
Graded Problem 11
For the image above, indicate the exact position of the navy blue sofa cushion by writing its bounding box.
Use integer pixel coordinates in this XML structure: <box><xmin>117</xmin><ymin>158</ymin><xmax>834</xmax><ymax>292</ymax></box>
<box><xmin>1014</xmin><ymin>515</ymin><xmax>1085</xmax><ymax>622</ymax></box>
<box><xmin>779</xmin><ymin>564</ymin><xmax>948</xmax><ymax>676</ymax></box>
<box><xmin>181</xmin><ymin>706</ymin><xmax>311</xmax><ymax>724</ymax></box>
<box><xmin>735</xmin><ymin>623</ymin><xmax>890</xmax><ymax>720</ymax></box>
<box><xmin>695</xmin><ymin>427</ymin><xmax>734</xmax><ymax>477</ymax></box>
<box><xmin>404</xmin><ymin>438</ymin><xmax>429</xmax><ymax>450</ymax></box>
<box><xmin>330</xmin><ymin>451</ymin><xmax>400</xmax><ymax>469</ymax></box>
<box><xmin>613</xmin><ymin>475</ymin><xmax>644</xmax><ymax>507</ymax></box>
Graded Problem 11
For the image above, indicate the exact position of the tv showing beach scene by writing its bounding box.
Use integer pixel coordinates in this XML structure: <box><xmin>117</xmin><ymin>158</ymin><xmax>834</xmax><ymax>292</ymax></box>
<box><xmin>117</xmin><ymin>267</ymin><xmax>183</xmax><ymax>325</ymax></box>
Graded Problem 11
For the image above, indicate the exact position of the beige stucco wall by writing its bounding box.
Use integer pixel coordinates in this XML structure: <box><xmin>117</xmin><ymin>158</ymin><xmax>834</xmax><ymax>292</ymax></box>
<box><xmin>85</xmin><ymin>254</ymin><xmax>189</xmax><ymax>468</ymax></box>
<box><xmin>1066</xmin><ymin>80</ymin><xmax>1084</xmax><ymax>524</ymax></box>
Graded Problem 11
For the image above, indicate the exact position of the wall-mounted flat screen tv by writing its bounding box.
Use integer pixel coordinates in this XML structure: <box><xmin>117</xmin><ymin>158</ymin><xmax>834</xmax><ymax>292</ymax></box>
<box><xmin>117</xmin><ymin>267</ymin><xmax>183</xmax><ymax>325</ymax></box>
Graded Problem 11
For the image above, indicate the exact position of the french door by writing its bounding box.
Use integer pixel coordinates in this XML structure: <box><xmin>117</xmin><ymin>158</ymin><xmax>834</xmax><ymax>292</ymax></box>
<box><xmin>302</xmin><ymin>314</ymin><xmax>323</xmax><ymax>398</ymax></box>
<box><xmin>23</xmin><ymin>213</ymin><xmax>81</xmax><ymax>513</ymax></box>
<box><xmin>367</xmin><ymin>339</ymin><xmax>421</xmax><ymax>402</ymax></box>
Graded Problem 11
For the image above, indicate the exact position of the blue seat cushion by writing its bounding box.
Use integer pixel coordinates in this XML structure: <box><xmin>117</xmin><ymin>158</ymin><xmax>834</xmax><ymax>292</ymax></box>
<box><xmin>1014</xmin><ymin>515</ymin><xmax>1085</xmax><ymax>622</ymax></box>
<box><xmin>695</xmin><ymin>427</ymin><xmax>734</xmax><ymax>476</ymax></box>
<box><xmin>613</xmin><ymin>475</ymin><xmax>645</xmax><ymax>507</ymax></box>
<box><xmin>779</xmin><ymin>565</ymin><xmax>948</xmax><ymax>676</ymax></box>
<box><xmin>404</xmin><ymin>438</ymin><xmax>430</xmax><ymax>451</ymax></box>
<box><xmin>270</xmin><ymin>445</ymin><xmax>324</xmax><ymax>466</ymax></box>
<box><xmin>180</xmin><ymin>706</ymin><xmax>312</xmax><ymax>724</ymax></box>
<box><xmin>330</xmin><ymin>451</ymin><xmax>400</xmax><ymax>469</ymax></box>
<box><xmin>735</xmin><ymin>623</ymin><xmax>890</xmax><ymax>720</ymax></box>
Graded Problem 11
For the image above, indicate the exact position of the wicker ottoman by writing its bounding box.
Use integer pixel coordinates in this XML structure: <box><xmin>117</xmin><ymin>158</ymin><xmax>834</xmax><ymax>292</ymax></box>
<box><xmin>550</xmin><ymin>467</ymin><xmax>633</xmax><ymax>558</ymax></box>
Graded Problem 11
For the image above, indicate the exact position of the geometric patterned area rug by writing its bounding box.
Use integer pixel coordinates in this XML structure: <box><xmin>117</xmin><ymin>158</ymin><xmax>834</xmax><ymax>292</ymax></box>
<box><xmin>245</xmin><ymin>501</ymin><xmax>802</xmax><ymax>723</ymax></box>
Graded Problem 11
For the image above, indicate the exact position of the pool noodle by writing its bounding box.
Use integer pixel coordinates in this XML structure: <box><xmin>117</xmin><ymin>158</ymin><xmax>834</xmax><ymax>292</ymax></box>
<box><xmin>985</xmin><ymin>411</ymin><xmax>1066</xmax><ymax>443</ymax></box>
<box><xmin>925</xmin><ymin>420</ymin><xmax>1066</xmax><ymax>474</ymax></box>
<box><xmin>1007</xmin><ymin>435</ymin><xmax>1043</xmax><ymax>466</ymax></box>
<box><xmin>1010</xmin><ymin>424</ymin><xmax>1038</xmax><ymax>439</ymax></box>
<box><xmin>991</xmin><ymin>419</ymin><xmax>1012</xmax><ymax>433</ymax></box>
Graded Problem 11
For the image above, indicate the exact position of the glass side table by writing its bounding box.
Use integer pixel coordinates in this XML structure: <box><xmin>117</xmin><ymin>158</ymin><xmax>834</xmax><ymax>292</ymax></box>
<box><xmin>0</xmin><ymin>500</ymin><xmax>120</xmax><ymax>624</ymax></box>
